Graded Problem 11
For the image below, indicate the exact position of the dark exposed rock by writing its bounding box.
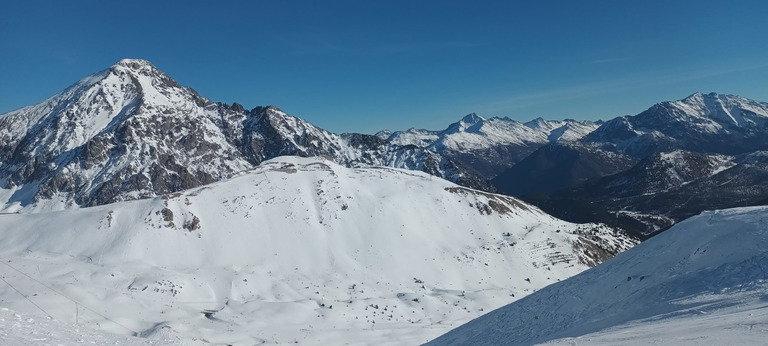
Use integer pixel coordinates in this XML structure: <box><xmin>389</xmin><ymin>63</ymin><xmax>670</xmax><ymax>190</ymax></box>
<box><xmin>528</xmin><ymin>150</ymin><xmax>768</xmax><ymax>238</ymax></box>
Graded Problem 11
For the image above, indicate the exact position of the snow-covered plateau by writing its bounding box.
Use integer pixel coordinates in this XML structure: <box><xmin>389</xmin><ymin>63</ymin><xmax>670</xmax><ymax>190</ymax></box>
<box><xmin>429</xmin><ymin>206</ymin><xmax>768</xmax><ymax>345</ymax></box>
<box><xmin>0</xmin><ymin>157</ymin><xmax>635</xmax><ymax>345</ymax></box>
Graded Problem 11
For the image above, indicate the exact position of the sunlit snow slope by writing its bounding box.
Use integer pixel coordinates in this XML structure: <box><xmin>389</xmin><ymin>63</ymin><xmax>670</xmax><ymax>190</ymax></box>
<box><xmin>0</xmin><ymin>157</ymin><xmax>635</xmax><ymax>345</ymax></box>
<box><xmin>0</xmin><ymin>307</ymin><xmax>182</xmax><ymax>345</ymax></box>
<box><xmin>429</xmin><ymin>206</ymin><xmax>768</xmax><ymax>346</ymax></box>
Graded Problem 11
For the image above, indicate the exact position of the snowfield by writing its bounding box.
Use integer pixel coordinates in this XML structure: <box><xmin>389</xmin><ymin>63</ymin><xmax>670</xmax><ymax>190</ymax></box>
<box><xmin>0</xmin><ymin>307</ymin><xmax>182</xmax><ymax>345</ymax></box>
<box><xmin>0</xmin><ymin>157</ymin><xmax>635</xmax><ymax>345</ymax></box>
<box><xmin>429</xmin><ymin>206</ymin><xmax>768</xmax><ymax>345</ymax></box>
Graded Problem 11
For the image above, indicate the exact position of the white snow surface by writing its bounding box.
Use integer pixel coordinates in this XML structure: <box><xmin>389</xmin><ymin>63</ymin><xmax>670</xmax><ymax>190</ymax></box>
<box><xmin>0</xmin><ymin>307</ymin><xmax>184</xmax><ymax>345</ymax></box>
<box><xmin>672</xmin><ymin>92</ymin><xmax>768</xmax><ymax>129</ymax></box>
<box><xmin>385</xmin><ymin>115</ymin><xmax>599</xmax><ymax>152</ymax></box>
<box><xmin>0</xmin><ymin>157</ymin><xmax>635</xmax><ymax>345</ymax></box>
<box><xmin>522</xmin><ymin>118</ymin><xmax>600</xmax><ymax>142</ymax></box>
<box><xmin>428</xmin><ymin>206</ymin><xmax>768</xmax><ymax>345</ymax></box>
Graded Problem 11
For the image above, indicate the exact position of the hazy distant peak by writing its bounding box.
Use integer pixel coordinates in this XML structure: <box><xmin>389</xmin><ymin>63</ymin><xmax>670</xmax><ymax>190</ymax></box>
<box><xmin>460</xmin><ymin>112</ymin><xmax>486</xmax><ymax>124</ymax></box>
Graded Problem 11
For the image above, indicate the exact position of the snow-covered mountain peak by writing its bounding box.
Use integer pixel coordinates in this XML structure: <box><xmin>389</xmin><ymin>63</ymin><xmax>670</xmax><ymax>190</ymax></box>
<box><xmin>115</xmin><ymin>58</ymin><xmax>155</xmax><ymax>67</ymax></box>
<box><xmin>580</xmin><ymin>93</ymin><xmax>768</xmax><ymax>159</ymax></box>
<box><xmin>0</xmin><ymin>59</ymin><xmax>253</xmax><ymax>210</ymax></box>
<box><xmin>112</xmin><ymin>58</ymin><xmax>160</xmax><ymax>74</ymax></box>
<box><xmin>522</xmin><ymin>117</ymin><xmax>601</xmax><ymax>142</ymax></box>
<box><xmin>460</xmin><ymin>112</ymin><xmax>486</xmax><ymax>125</ymax></box>
<box><xmin>667</xmin><ymin>92</ymin><xmax>768</xmax><ymax>127</ymax></box>
<box><xmin>523</xmin><ymin>117</ymin><xmax>557</xmax><ymax>130</ymax></box>
<box><xmin>444</xmin><ymin>113</ymin><xmax>487</xmax><ymax>134</ymax></box>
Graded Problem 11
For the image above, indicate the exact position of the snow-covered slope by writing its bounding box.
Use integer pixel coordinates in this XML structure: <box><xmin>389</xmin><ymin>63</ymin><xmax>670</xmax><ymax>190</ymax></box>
<box><xmin>429</xmin><ymin>206</ymin><xmax>768</xmax><ymax>345</ymax></box>
<box><xmin>0</xmin><ymin>157</ymin><xmax>635</xmax><ymax>345</ymax></box>
<box><xmin>0</xmin><ymin>307</ymin><xmax>182</xmax><ymax>345</ymax></box>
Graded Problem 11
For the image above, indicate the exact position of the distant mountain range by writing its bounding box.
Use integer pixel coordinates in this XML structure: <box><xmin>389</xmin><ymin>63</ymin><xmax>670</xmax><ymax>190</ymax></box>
<box><xmin>0</xmin><ymin>59</ymin><xmax>596</xmax><ymax>212</ymax></box>
<box><xmin>2</xmin><ymin>59</ymin><xmax>768</xmax><ymax>238</ymax></box>
<box><xmin>494</xmin><ymin>92</ymin><xmax>768</xmax><ymax>196</ymax></box>
<box><xmin>497</xmin><ymin>92</ymin><xmax>768</xmax><ymax>236</ymax></box>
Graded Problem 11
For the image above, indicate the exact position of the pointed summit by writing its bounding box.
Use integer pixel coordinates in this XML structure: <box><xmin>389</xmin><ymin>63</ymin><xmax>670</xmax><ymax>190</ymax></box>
<box><xmin>523</xmin><ymin>117</ymin><xmax>555</xmax><ymax>130</ymax></box>
<box><xmin>114</xmin><ymin>58</ymin><xmax>156</xmax><ymax>69</ymax></box>
<box><xmin>443</xmin><ymin>113</ymin><xmax>486</xmax><ymax>134</ymax></box>
<box><xmin>682</xmin><ymin>91</ymin><xmax>705</xmax><ymax>101</ymax></box>
<box><xmin>0</xmin><ymin>59</ymin><xmax>250</xmax><ymax>209</ymax></box>
<box><xmin>460</xmin><ymin>112</ymin><xmax>486</xmax><ymax>125</ymax></box>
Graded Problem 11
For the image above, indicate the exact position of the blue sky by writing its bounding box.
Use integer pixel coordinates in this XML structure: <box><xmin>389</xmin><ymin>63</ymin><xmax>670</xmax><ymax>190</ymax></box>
<box><xmin>1</xmin><ymin>0</ymin><xmax>767</xmax><ymax>134</ymax></box>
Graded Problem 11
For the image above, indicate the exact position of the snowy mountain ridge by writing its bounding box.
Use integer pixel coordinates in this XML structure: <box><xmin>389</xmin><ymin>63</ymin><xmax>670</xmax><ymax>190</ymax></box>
<box><xmin>583</xmin><ymin>91</ymin><xmax>768</xmax><ymax>157</ymax></box>
<box><xmin>0</xmin><ymin>59</ymin><xmax>493</xmax><ymax>212</ymax></box>
<box><xmin>495</xmin><ymin>92</ymin><xmax>768</xmax><ymax>235</ymax></box>
<box><xmin>383</xmin><ymin>114</ymin><xmax>600</xmax><ymax>153</ymax></box>
<box><xmin>0</xmin><ymin>156</ymin><xmax>636</xmax><ymax>344</ymax></box>
<box><xmin>382</xmin><ymin>114</ymin><xmax>601</xmax><ymax>177</ymax></box>
<box><xmin>0</xmin><ymin>58</ymin><xmax>605</xmax><ymax>212</ymax></box>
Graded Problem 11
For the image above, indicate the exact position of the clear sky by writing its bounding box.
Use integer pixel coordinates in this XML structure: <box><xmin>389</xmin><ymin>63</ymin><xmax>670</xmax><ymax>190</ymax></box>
<box><xmin>1</xmin><ymin>0</ymin><xmax>767</xmax><ymax>134</ymax></box>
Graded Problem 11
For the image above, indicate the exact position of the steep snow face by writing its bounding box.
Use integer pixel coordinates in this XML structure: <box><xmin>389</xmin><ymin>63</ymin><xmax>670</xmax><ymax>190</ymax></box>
<box><xmin>0</xmin><ymin>157</ymin><xmax>636</xmax><ymax>345</ymax></box>
<box><xmin>672</xmin><ymin>92</ymin><xmax>768</xmax><ymax>128</ymax></box>
<box><xmin>429</xmin><ymin>206</ymin><xmax>768</xmax><ymax>346</ymax></box>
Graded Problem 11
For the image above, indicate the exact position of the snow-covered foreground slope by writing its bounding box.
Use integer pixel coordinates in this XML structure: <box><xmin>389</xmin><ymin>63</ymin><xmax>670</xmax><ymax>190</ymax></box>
<box><xmin>540</xmin><ymin>298</ymin><xmax>768</xmax><ymax>345</ymax></box>
<box><xmin>0</xmin><ymin>157</ymin><xmax>635</xmax><ymax>345</ymax></box>
<box><xmin>0</xmin><ymin>307</ymin><xmax>182</xmax><ymax>345</ymax></box>
<box><xmin>429</xmin><ymin>206</ymin><xmax>768</xmax><ymax>345</ymax></box>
